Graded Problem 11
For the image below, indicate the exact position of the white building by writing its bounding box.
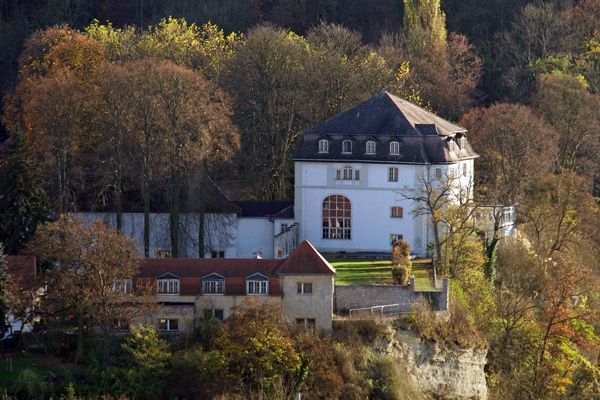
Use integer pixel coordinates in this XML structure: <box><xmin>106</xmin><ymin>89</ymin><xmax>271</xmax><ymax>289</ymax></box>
<box><xmin>293</xmin><ymin>92</ymin><xmax>480</xmax><ymax>256</ymax></box>
<box><xmin>75</xmin><ymin>92</ymin><xmax>515</xmax><ymax>259</ymax></box>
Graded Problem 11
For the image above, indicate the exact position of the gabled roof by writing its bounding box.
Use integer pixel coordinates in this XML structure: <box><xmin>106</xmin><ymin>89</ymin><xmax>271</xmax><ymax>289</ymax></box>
<box><xmin>275</xmin><ymin>240</ymin><xmax>336</xmax><ymax>275</ymax></box>
<box><xmin>137</xmin><ymin>240</ymin><xmax>334</xmax><ymax>280</ymax></box>
<box><xmin>234</xmin><ymin>201</ymin><xmax>294</xmax><ymax>218</ymax></box>
<box><xmin>293</xmin><ymin>92</ymin><xmax>478</xmax><ymax>164</ymax></box>
<box><xmin>306</xmin><ymin>91</ymin><xmax>466</xmax><ymax>137</ymax></box>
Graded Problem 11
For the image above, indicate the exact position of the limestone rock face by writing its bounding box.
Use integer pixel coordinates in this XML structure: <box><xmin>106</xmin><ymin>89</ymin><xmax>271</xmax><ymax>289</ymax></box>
<box><xmin>373</xmin><ymin>328</ymin><xmax>488</xmax><ymax>400</ymax></box>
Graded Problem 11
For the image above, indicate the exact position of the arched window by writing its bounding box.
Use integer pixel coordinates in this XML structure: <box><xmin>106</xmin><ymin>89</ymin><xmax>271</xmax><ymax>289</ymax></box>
<box><xmin>322</xmin><ymin>195</ymin><xmax>351</xmax><ymax>239</ymax></box>
<box><xmin>318</xmin><ymin>139</ymin><xmax>329</xmax><ymax>153</ymax></box>
<box><xmin>366</xmin><ymin>140</ymin><xmax>376</xmax><ymax>154</ymax></box>
<box><xmin>390</xmin><ymin>141</ymin><xmax>400</xmax><ymax>155</ymax></box>
<box><xmin>342</xmin><ymin>140</ymin><xmax>352</xmax><ymax>154</ymax></box>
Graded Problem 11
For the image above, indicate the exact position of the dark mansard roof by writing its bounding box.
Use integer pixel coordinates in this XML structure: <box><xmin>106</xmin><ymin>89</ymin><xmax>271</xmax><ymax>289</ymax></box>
<box><xmin>293</xmin><ymin>91</ymin><xmax>479</xmax><ymax>164</ymax></box>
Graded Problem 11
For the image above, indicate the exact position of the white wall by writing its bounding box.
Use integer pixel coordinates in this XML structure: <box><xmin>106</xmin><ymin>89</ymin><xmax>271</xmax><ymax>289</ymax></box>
<box><xmin>295</xmin><ymin>162</ymin><xmax>430</xmax><ymax>255</ymax></box>
<box><xmin>72</xmin><ymin>212</ymin><xmax>238</xmax><ymax>258</ymax></box>
<box><xmin>236</xmin><ymin>218</ymin><xmax>275</xmax><ymax>258</ymax></box>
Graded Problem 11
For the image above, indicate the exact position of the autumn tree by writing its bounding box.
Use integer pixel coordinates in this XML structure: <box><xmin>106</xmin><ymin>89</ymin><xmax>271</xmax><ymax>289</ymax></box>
<box><xmin>460</xmin><ymin>103</ymin><xmax>558</xmax><ymax>204</ymax></box>
<box><xmin>400</xmin><ymin>165</ymin><xmax>473</xmax><ymax>278</ymax></box>
<box><xmin>532</xmin><ymin>72</ymin><xmax>600</xmax><ymax>184</ymax></box>
<box><xmin>27</xmin><ymin>216</ymin><xmax>150</xmax><ymax>363</ymax></box>
<box><xmin>152</xmin><ymin>61</ymin><xmax>239</xmax><ymax>256</ymax></box>
<box><xmin>522</xmin><ymin>172</ymin><xmax>599</xmax><ymax>258</ymax></box>
<box><xmin>211</xmin><ymin>302</ymin><xmax>303</xmax><ymax>394</ymax></box>
<box><xmin>224</xmin><ymin>25</ymin><xmax>308</xmax><ymax>200</ymax></box>
<box><xmin>402</xmin><ymin>0</ymin><xmax>447</xmax><ymax>56</ymax></box>
<box><xmin>3</xmin><ymin>27</ymin><xmax>102</xmax><ymax>213</ymax></box>
<box><xmin>0</xmin><ymin>131</ymin><xmax>50</xmax><ymax>254</ymax></box>
<box><xmin>91</xmin><ymin>62</ymin><xmax>137</xmax><ymax>232</ymax></box>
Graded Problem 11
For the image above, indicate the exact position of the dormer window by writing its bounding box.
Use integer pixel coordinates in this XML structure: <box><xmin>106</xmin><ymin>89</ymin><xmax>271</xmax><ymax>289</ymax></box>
<box><xmin>366</xmin><ymin>141</ymin><xmax>376</xmax><ymax>154</ymax></box>
<box><xmin>318</xmin><ymin>139</ymin><xmax>329</xmax><ymax>153</ymax></box>
<box><xmin>342</xmin><ymin>140</ymin><xmax>352</xmax><ymax>154</ymax></box>
<box><xmin>203</xmin><ymin>273</ymin><xmax>225</xmax><ymax>295</ymax></box>
<box><xmin>156</xmin><ymin>273</ymin><xmax>180</xmax><ymax>295</ymax></box>
<box><xmin>246</xmin><ymin>273</ymin><xmax>269</xmax><ymax>295</ymax></box>
<box><xmin>390</xmin><ymin>141</ymin><xmax>400</xmax><ymax>155</ymax></box>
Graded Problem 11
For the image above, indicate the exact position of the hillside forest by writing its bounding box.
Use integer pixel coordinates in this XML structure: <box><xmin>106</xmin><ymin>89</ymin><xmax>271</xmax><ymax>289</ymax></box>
<box><xmin>0</xmin><ymin>1</ymin><xmax>600</xmax><ymax>399</ymax></box>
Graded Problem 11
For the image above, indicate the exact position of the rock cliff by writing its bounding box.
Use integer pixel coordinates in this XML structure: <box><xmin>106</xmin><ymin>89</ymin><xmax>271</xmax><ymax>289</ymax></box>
<box><xmin>372</xmin><ymin>327</ymin><xmax>488</xmax><ymax>400</ymax></box>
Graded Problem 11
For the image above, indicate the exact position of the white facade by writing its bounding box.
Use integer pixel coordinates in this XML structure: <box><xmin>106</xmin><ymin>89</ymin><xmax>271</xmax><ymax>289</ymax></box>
<box><xmin>71</xmin><ymin>212</ymin><xmax>296</xmax><ymax>259</ymax></box>
<box><xmin>294</xmin><ymin>160</ymin><xmax>475</xmax><ymax>256</ymax></box>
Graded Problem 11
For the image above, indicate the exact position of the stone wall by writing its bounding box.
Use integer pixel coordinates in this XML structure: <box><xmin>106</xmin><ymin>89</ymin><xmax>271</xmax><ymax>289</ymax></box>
<box><xmin>335</xmin><ymin>277</ymin><xmax>449</xmax><ymax>313</ymax></box>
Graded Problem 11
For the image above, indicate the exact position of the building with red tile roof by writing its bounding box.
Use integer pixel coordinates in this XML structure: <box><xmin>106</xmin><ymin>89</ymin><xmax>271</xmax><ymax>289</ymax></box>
<box><xmin>134</xmin><ymin>240</ymin><xmax>336</xmax><ymax>333</ymax></box>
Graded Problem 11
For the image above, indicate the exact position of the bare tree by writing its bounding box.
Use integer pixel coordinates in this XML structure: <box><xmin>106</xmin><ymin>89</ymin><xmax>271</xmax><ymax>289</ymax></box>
<box><xmin>399</xmin><ymin>165</ymin><xmax>476</xmax><ymax>278</ymax></box>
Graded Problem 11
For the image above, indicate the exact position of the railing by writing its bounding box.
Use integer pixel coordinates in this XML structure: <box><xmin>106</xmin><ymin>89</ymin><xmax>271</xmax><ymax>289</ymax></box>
<box><xmin>273</xmin><ymin>223</ymin><xmax>299</xmax><ymax>258</ymax></box>
<box><xmin>348</xmin><ymin>303</ymin><xmax>411</xmax><ymax>318</ymax></box>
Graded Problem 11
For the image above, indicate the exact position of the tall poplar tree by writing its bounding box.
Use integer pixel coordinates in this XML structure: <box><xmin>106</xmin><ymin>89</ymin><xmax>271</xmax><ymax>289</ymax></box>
<box><xmin>402</xmin><ymin>0</ymin><xmax>447</xmax><ymax>56</ymax></box>
<box><xmin>0</xmin><ymin>244</ymin><xmax>7</xmax><ymax>330</ymax></box>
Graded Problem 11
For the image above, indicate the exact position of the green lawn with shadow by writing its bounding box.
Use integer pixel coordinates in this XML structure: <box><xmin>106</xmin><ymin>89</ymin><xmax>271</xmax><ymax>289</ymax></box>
<box><xmin>325</xmin><ymin>256</ymin><xmax>438</xmax><ymax>291</ymax></box>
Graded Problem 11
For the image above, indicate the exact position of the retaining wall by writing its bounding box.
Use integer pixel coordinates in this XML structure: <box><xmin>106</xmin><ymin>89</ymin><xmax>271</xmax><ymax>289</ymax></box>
<box><xmin>334</xmin><ymin>277</ymin><xmax>449</xmax><ymax>313</ymax></box>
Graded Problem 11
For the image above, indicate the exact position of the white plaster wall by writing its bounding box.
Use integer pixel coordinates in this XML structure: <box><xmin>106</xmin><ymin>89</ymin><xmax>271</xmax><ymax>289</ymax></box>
<box><xmin>236</xmin><ymin>218</ymin><xmax>275</xmax><ymax>258</ymax></box>
<box><xmin>295</xmin><ymin>162</ymin><xmax>429</xmax><ymax>255</ymax></box>
<box><xmin>71</xmin><ymin>212</ymin><xmax>238</xmax><ymax>258</ymax></box>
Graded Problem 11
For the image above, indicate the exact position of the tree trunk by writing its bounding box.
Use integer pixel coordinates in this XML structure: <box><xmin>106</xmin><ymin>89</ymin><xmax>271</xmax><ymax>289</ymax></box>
<box><xmin>170</xmin><ymin>172</ymin><xmax>181</xmax><ymax>257</ymax></box>
<box><xmin>143</xmin><ymin>176</ymin><xmax>150</xmax><ymax>257</ymax></box>
<box><xmin>198</xmin><ymin>207</ymin><xmax>205</xmax><ymax>258</ymax></box>
<box><xmin>75</xmin><ymin>315</ymin><xmax>85</xmax><ymax>364</ymax></box>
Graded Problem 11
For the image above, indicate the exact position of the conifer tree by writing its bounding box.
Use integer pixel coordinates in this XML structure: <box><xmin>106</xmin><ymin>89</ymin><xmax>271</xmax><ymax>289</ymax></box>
<box><xmin>0</xmin><ymin>131</ymin><xmax>50</xmax><ymax>254</ymax></box>
<box><xmin>402</xmin><ymin>0</ymin><xmax>447</xmax><ymax>55</ymax></box>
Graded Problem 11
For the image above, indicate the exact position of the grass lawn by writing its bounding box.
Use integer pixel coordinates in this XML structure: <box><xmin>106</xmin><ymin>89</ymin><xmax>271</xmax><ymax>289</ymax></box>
<box><xmin>326</xmin><ymin>256</ymin><xmax>438</xmax><ymax>291</ymax></box>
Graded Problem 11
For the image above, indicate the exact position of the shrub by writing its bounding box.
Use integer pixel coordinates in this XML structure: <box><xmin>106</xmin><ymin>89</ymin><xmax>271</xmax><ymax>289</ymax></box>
<box><xmin>368</xmin><ymin>356</ymin><xmax>425</xmax><ymax>400</ymax></box>
<box><xmin>391</xmin><ymin>240</ymin><xmax>412</xmax><ymax>285</ymax></box>
<box><xmin>295</xmin><ymin>333</ymin><xmax>343</xmax><ymax>399</ymax></box>
<box><xmin>11</xmin><ymin>368</ymin><xmax>52</xmax><ymax>399</ymax></box>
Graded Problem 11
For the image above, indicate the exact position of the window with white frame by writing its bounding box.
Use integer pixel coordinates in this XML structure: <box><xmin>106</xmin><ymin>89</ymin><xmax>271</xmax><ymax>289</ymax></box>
<box><xmin>390</xmin><ymin>233</ymin><xmax>403</xmax><ymax>246</ymax></box>
<box><xmin>297</xmin><ymin>282</ymin><xmax>313</xmax><ymax>294</ymax></box>
<box><xmin>158</xmin><ymin>318</ymin><xmax>179</xmax><ymax>331</ymax></box>
<box><xmin>318</xmin><ymin>139</ymin><xmax>329</xmax><ymax>153</ymax></box>
<box><xmin>343</xmin><ymin>166</ymin><xmax>353</xmax><ymax>180</ymax></box>
<box><xmin>342</xmin><ymin>140</ymin><xmax>352</xmax><ymax>154</ymax></box>
<box><xmin>390</xmin><ymin>141</ymin><xmax>400</xmax><ymax>155</ymax></box>
<box><xmin>113</xmin><ymin>278</ymin><xmax>133</xmax><ymax>294</ymax></box>
<box><xmin>388</xmin><ymin>167</ymin><xmax>399</xmax><ymax>182</ymax></box>
<box><xmin>156</xmin><ymin>274</ymin><xmax>180</xmax><ymax>294</ymax></box>
<box><xmin>335</xmin><ymin>169</ymin><xmax>341</xmax><ymax>180</ymax></box>
<box><xmin>463</xmin><ymin>163</ymin><xmax>468</xmax><ymax>177</ymax></box>
<box><xmin>435</xmin><ymin>167</ymin><xmax>442</xmax><ymax>179</ymax></box>
<box><xmin>366</xmin><ymin>140</ymin><xmax>376</xmax><ymax>154</ymax></box>
<box><xmin>246</xmin><ymin>273</ymin><xmax>269</xmax><ymax>295</ymax></box>
<box><xmin>203</xmin><ymin>273</ymin><xmax>225</xmax><ymax>295</ymax></box>
<box><xmin>322</xmin><ymin>195</ymin><xmax>351</xmax><ymax>239</ymax></box>
<box><xmin>354</xmin><ymin>169</ymin><xmax>360</xmax><ymax>181</ymax></box>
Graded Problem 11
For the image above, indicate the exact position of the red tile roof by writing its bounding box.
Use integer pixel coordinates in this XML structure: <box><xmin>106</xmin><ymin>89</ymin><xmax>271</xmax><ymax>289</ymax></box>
<box><xmin>276</xmin><ymin>240</ymin><xmax>336</xmax><ymax>275</ymax></box>
<box><xmin>137</xmin><ymin>240</ymin><xmax>335</xmax><ymax>285</ymax></box>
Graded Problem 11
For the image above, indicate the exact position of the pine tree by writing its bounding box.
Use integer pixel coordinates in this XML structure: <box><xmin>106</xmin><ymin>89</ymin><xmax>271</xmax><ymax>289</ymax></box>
<box><xmin>402</xmin><ymin>0</ymin><xmax>447</xmax><ymax>55</ymax></box>
<box><xmin>0</xmin><ymin>131</ymin><xmax>50</xmax><ymax>254</ymax></box>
